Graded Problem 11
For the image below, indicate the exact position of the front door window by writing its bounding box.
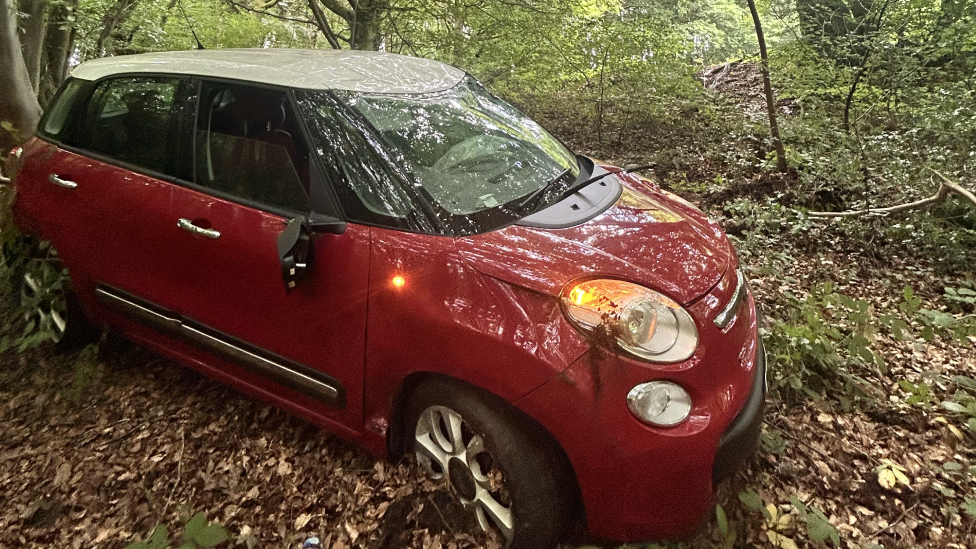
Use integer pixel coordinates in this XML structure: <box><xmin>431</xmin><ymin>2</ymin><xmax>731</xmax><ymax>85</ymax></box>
<box><xmin>194</xmin><ymin>84</ymin><xmax>310</xmax><ymax>213</ymax></box>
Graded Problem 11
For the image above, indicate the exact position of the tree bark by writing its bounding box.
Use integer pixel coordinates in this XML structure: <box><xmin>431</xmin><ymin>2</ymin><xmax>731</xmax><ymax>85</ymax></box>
<box><xmin>38</xmin><ymin>0</ymin><xmax>76</xmax><ymax>106</ymax></box>
<box><xmin>314</xmin><ymin>0</ymin><xmax>385</xmax><ymax>50</ymax></box>
<box><xmin>746</xmin><ymin>0</ymin><xmax>788</xmax><ymax>173</ymax></box>
<box><xmin>18</xmin><ymin>0</ymin><xmax>48</xmax><ymax>93</ymax></box>
<box><xmin>0</xmin><ymin>0</ymin><xmax>43</xmax><ymax>151</ymax></box>
<box><xmin>349</xmin><ymin>5</ymin><xmax>382</xmax><ymax>50</ymax></box>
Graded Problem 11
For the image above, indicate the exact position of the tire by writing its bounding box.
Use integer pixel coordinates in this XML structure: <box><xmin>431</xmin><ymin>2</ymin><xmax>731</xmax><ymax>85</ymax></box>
<box><xmin>406</xmin><ymin>377</ymin><xmax>576</xmax><ymax>549</ymax></box>
<box><xmin>16</xmin><ymin>245</ymin><xmax>98</xmax><ymax>352</ymax></box>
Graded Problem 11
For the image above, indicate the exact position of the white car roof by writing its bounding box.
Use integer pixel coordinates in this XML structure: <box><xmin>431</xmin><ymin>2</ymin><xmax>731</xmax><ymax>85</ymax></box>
<box><xmin>70</xmin><ymin>48</ymin><xmax>467</xmax><ymax>94</ymax></box>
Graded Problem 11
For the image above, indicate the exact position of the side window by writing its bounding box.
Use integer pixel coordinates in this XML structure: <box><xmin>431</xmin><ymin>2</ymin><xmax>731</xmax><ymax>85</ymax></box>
<box><xmin>194</xmin><ymin>83</ymin><xmax>310</xmax><ymax>213</ymax></box>
<box><xmin>82</xmin><ymin>77</ymin><xmax>182</xmax><ymax>174</ymax></box>
<box><xmin>39</xmin><ymin>79</ymin><xmax>87</xmax><ymax>141</ymax></box>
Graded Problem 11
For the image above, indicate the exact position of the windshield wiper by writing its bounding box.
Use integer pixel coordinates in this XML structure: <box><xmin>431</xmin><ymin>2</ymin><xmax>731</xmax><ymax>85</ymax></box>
<box><xmin>516</xmin><ymin>167</ymin><xmax>572</xmax><ymax>211</ymax></box>
<box><xmin>550</xmin><ymin>164</ymin><xmax>655</xmax><ymax>204</ymax></box>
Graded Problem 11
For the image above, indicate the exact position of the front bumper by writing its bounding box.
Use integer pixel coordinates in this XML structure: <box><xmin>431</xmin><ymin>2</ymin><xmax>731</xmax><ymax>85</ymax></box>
<box><xmin>513</xmin><ymin>293</ymin><xmax>765</xmax><ymax>541</ymax></box>
<box><xmin>713</xmin><ymin>342</ymin><xmax>766</xmax><ymax>482</ymax></box>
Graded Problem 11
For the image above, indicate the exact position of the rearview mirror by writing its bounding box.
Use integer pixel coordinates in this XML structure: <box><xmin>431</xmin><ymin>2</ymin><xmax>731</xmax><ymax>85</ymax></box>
<box><xmin>277</xmin><ymin>218</ymin><xmax>313</xmax><ymax>293</ymax></box>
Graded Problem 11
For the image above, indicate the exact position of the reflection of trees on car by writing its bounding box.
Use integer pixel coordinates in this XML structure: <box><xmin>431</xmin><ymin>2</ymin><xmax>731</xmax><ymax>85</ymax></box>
<box><xmin>342</xmin><ymin>77</ymin><xmax>579</xmax><ymax>215</ymax></box>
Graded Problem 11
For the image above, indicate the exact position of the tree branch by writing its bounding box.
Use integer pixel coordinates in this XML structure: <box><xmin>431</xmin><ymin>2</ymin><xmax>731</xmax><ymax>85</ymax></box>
<box><xmin>306</xmin><ymin>0</ymin><xmax>341</xmax><ymax>49</ymax></box>
<box><xmin>317</xmin><ymin>0</ymin><xmax>353</xmax><ymax>22</ymax></box>
<box><xmin>807</xmin><ymin>170</ymin><xmax>976</xmax><ymax>218</ymax></box>
<box><xmin>224</xmin><ymin>0</ymin><xmax>315</xmax><ymax>25</ymax></box>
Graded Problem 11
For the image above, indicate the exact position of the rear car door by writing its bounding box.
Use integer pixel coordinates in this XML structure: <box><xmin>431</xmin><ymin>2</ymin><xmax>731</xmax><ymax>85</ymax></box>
<box><xmin>13</xmin><ymin>76</ymin><xmax>191</xmax><ymax>317</ymax></box>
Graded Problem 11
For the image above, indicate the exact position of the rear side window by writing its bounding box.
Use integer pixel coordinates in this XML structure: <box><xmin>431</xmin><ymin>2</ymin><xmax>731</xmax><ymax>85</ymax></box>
<box><xmin>40</xmin><ymin>79</ymin><xmax>87</xmax><ymax>139</ymax></box>
<box><xmin>81</xmin><ymin>77</ymin><xmax>182</xmax><ymax>175</ymax></box>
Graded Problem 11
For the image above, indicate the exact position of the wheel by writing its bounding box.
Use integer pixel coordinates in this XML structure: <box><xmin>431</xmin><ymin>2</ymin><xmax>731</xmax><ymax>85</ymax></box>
<box><xmin>407</xmin><ymin>377</ymin><xmax>576</xmax><ymax>549</ymax></box>
<box><xmin>20</xmin><ymin>257</ymin><xmax>69</xmax><ymax>343</ymax></box>
<box><xmin>15</xmin><ymin>244</ymin><xmax>98</xmax><ymax>352</ymax></box>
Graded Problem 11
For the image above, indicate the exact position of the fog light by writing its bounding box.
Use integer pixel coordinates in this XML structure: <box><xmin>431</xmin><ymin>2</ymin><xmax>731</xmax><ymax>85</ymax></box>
<box><xmin>627</xmin><ymin>381</ymin><xmax>692</xmax><ymax>427</ymax></box>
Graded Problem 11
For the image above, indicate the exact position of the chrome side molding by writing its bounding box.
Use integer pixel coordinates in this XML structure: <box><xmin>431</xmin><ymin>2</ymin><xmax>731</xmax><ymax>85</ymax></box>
<box><xmin>95</xmin><ymin>285</ymin><xmax>344</xmax><ymax>408</ymax></box>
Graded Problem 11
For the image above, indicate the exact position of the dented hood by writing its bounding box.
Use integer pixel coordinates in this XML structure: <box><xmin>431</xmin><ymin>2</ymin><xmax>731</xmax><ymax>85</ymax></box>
<box><xmin>455</xmin><ymin>182</ymin><xmax>732</xmax><ymax>304</ymax></box>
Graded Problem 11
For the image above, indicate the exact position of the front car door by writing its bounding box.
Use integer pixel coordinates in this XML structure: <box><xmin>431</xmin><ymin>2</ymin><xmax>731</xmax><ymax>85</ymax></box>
<box><xmin>143</xmin><ymin>80</ymin><xmax>370</xmax><ymax>431</ymax></box>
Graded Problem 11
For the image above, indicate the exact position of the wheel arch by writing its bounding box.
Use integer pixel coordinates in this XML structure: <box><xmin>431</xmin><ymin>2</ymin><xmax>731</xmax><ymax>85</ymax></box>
<box><xmin>386</xmin><ymin>371</ymin><xmax>587</xmax><ymax>534</ymax></box>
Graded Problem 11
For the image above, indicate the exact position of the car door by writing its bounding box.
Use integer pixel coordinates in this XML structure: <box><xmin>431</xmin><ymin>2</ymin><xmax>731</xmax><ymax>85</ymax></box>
<box><xmin>14</xmin><ymin>76</ymin><xmax>191</xmax><ymax>317</ymax></box>
<box><xmin>149</xmin><ymin>81</ymin><xmax>370</xmax><ymax>430</ymax></box>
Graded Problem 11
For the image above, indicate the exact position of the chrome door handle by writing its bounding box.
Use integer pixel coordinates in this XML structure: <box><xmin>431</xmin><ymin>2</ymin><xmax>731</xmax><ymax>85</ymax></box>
<box><xmin>48</xmin><ymin>174</ymin><xmax>77</xmax><ymax>189</ymax></box>
<box><xmin>177</xmin><ymin>218</ymin><xmax>220</xmax><ymax>240</ymax></box>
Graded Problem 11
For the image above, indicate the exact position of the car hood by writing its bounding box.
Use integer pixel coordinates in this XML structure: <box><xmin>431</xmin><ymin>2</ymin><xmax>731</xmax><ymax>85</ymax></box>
<box><xmin>454</xmin><ymin>176</ymin><xmax>731</xmax><ymax>304</ymax></box>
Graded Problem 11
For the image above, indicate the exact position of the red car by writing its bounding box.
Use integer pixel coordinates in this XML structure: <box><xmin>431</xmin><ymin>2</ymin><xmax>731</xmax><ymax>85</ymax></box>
<box><xmin>6</xmin><ymin>49</ymin><xmax>764</xmax><ymax>548</ymax></box>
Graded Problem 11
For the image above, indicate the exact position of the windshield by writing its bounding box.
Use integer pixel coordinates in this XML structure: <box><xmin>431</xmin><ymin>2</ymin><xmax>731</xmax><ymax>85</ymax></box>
<box><xmin>337</xmin><ymin>77</ymin><xmax>579</xmax><ymax>216</ymax></box>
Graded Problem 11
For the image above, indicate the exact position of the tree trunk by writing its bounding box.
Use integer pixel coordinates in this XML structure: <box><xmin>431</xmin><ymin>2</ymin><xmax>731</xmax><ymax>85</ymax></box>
<box><xmin>38</xmin><ymin>0</ymin><xmax>76</xmax><ymax>106</ymax></box>
<box><xmin>0</xmin><ymin>0</ymin><xmax>43</xmax><ymax>150</ymax></box>
<box><xmin>18</xmin><ymin>0</ymin><xmax>47</xmax><ymax>93</ymax></box>
<box><xmin>350</xmin><ymin>6</ymin><xmax>382</xmax><ymax>50</ymax></box>
<box><xmin>315</xmin><ymin>0</ymin><xmax>385</xmax><ymax>50</ymax></box>
<box><xmin>95</xmin><ymin>0</ymin><xmax>138</xmax><ymax>56</ymax></box>
<box><xmin>747</xmin><ymin>0</ymin><xmax>788</xmax><ymax>173</ymax></box>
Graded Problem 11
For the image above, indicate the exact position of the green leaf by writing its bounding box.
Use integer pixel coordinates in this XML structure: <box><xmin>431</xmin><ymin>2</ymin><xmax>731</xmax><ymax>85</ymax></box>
<box><xmin>942</xmin><ymin>401</ymin><xmax>968</xmax><ymax>413</ymax></box>
<box><xmin>124</xmin><ymin>543</ymin><xmax>149</xmax><ymax>549</ymax></box>
<box><xmin>788</xmin><ymin>495</ymin><xmax>807</xmax><ymax>515</ymax></box>
<box><xmin>715</xmin><ymin>503</ymin><xmax>729</xmax><ymax>535</ymax></box>
<box><xmin>192</xmin><ymin>524</ymin><xmax>229</xmax><ymax>548</ymax></box>
<box><xmin>738</xmin><ymin>489</ymin><xmax>764</xmax><ymax>513</ymax></box>
<box><xmin>148</xmin><ymin>524</ymin><xmax>169</xmax><ymax>549</ymax></box>
<box><xmin>0</xmin><ymin>121</ymin><xmax>14</xmax><ymax>133</ymax></box>
<box><xmin>806</xmin><ymin>509</ymin><xmax>840</xmax><ymax>545</ymax></box>
<box><xmin>953</xmin><ymin>376</ymin><xmax>976</xmax><ymax>392</ymax></box>
<box><xmin>184</xmin><ymin>513</ymin><xmax>207</xmax><ymax>539</ymax></box>
<box><xmin>963</xmin><ymin>498</ymin><xmax>976</xmax><ymax>518</ymax></box>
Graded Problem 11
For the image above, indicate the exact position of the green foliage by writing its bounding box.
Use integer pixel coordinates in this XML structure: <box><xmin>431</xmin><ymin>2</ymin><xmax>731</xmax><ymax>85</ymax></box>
<box><xmin>0</xmin><ymin>231</ymin><xmax>69</xmax><ymax>353</ymax></box>
<box><xmin>125</xmin><ymin>513</ymin><xmax>229</xmax><ymax>549</ymax></box>
<box><xmin>942</xmin><ymin>376</ymin><xmax>976</xmax><ymax>433</ymax></box>
<box><xmin>759</xmin><ymin>427</ymin><xmax>789</xmax><ymax>455</ymax></box>
<box><xmin>738</xmin><ymin>489</ymin><xmax>765</xmax><ymax>514</ymax></box>
<box><xmin>715</xmin><ymin>503</ymin><xmax>736</xmax><ymax>549</ymax></box>
<box><xmin>788</xmin><ymin>496</ymin><xmax>840</xmax><ymax>547</ymax></box>
<box><xmin>944</xmin><ymin>285</ymin><xmax>976</xmax><ymax>313</ymax></box>
<box><xmin>761</xmin><ymin>281</ymin><xmax>883</xmax><ymax>403</ymax></box>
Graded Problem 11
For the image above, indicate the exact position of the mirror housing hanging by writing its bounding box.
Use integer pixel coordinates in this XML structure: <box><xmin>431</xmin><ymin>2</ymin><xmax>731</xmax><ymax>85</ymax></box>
<box><xmin>277</xmin><ymin>217</ymin><xmax>313</xmax><ymax>293</ymax></box>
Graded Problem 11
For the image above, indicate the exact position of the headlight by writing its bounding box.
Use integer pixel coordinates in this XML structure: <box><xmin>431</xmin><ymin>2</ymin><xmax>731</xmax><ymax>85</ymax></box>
<box><xmin>627</xmin><ymin>381</ymin><xmax>692</xmax><ymax>426</ymax></box>
<box><xmin>560</xmin><ymin>278</ymin><xmax>698</xmax><ymax>363</ymax></box>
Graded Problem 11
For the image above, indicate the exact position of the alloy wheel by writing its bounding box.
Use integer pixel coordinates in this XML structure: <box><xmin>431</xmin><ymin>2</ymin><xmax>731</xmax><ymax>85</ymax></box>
<box><xmin>20</xmin><ymin>259</ymin><xmax>68</xmax><ymax>343</ymax></box>
<box><xmin>414</xmin><ymin>405</ymin><xmax>515</xmax><ymax>543</ymax></box>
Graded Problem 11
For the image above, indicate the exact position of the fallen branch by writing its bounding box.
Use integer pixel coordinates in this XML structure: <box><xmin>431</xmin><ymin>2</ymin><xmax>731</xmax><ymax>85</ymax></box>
<box><xmin>807</xmin><ymin>169</ymin><xmax>976</xmax><ymax>218</ymax></box>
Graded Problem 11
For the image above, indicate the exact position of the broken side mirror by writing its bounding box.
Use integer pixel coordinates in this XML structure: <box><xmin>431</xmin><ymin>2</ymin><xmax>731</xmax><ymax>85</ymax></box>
<box><xmin>277</xmin><ymin>218</ymin><xmax>313</xmax><ymax>293</ymax></box>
